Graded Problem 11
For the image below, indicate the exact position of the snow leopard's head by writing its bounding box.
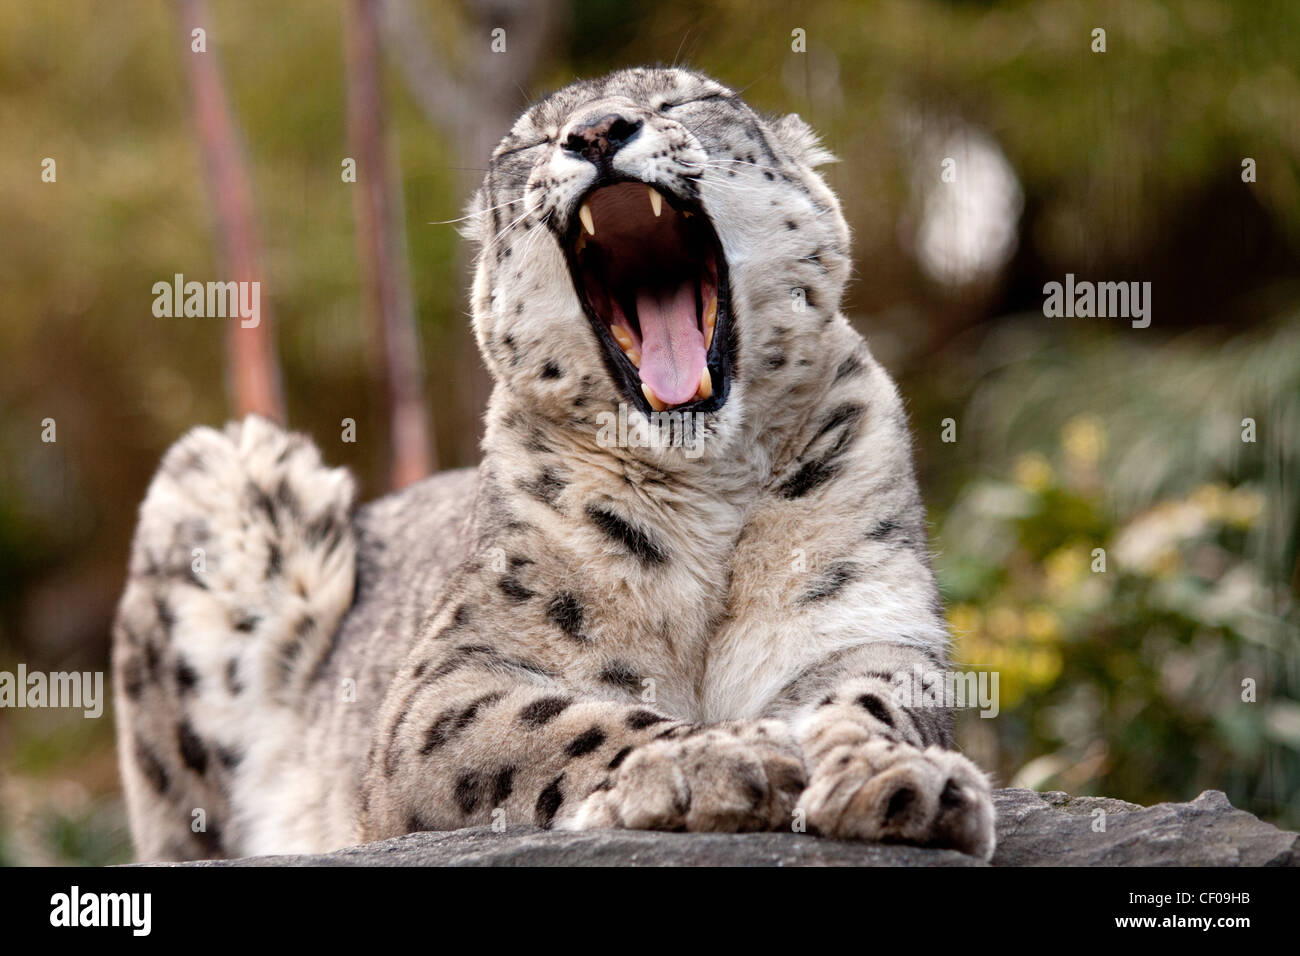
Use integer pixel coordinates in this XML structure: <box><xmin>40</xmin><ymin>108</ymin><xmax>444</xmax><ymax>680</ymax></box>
<box><xmin>466</xmin><ymin>67</ymin><xmax>849</xmax><ymax>451</ymax></box>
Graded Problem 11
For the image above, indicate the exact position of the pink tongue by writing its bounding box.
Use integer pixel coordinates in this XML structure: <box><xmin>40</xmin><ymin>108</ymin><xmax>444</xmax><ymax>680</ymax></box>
<box><xmin>636</xmin><ymin>280</ymin><xmax>706</xmax><ymax>406</ymax></box>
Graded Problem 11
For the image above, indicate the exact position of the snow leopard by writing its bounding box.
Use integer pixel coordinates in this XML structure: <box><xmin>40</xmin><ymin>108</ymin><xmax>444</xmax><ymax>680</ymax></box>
<box><xmin>112</xmin><ymin>66</ymin><xmax>995</xmax><ymax>862</ymax></box>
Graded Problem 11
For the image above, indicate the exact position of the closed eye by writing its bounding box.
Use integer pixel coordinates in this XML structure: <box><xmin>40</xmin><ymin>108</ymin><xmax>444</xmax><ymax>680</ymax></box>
<box><xmin>493</xmin><ymin>138</ymin><xmax>551</xmax><ymax>161</ymax></box>
<box><xmin>659</xmin><ymin>93</ymin><xmax>730</xmax><ymax>113</ymax></box>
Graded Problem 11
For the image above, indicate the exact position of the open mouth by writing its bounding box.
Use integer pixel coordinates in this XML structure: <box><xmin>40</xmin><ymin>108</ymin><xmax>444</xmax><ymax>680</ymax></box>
<box><xmin>564</xmin><ymin>180</ymin><xmax>732</xmax><ymax>415</ymax></box>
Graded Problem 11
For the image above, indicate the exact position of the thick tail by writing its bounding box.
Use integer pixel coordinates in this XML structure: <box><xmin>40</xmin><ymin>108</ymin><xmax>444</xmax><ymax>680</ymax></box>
<box><xmin>112</xmin><ymin>415</ymin><xmax>356</xmax><ymax>860</ymax></box>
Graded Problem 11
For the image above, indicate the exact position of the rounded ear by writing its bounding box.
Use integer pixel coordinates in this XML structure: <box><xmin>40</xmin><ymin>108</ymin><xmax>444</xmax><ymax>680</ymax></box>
<box><xmin>771</xmin><ymin>113</ymin><xmax>837</xmax><ymax>168</ymax></box>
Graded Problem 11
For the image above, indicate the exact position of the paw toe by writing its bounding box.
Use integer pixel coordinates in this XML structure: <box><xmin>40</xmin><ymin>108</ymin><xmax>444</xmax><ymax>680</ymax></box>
<box><xmin>801</xmin><ymin>739</ymin><xmax>995</xmax><ymax>859</ymax></box>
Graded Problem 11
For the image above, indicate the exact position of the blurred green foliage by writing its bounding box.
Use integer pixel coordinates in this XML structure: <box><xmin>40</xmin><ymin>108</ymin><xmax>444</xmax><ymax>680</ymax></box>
<box><xmin>932</xmin><ymin>318</ymin><xmax>1299</xmax><ymax>824</ymax></box>
<box><xmin>0</xmin><ymin>0</ymin><xmax>1297</xmax><ymax>861</ymax></box>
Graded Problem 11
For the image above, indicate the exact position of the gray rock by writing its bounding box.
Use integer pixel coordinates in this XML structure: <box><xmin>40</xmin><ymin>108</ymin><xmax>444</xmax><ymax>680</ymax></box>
<box><xmin>167</xmin><ymin>789</ymin><xmax>1299</xmax><ymax>867</ymax></box>
<box><xmin>991</xmin><ymin>788</ymin><xmax>1300</xmax><ymax>867</ymax></box>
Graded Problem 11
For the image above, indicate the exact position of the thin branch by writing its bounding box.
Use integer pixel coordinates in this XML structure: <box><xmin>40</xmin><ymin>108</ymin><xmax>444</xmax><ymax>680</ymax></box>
<box><xmin>378</xmin><ymin>0</ymin><xmax>480</xmax><ymax>134</ymax></box>
<box><xmin>177</xmin><ymin>0</ymin><xmax>285</xmax><ymax>423</ymax></box>
<box><xmin>380</xmin><ymin>0</ymin><xmax>562</xmax><ymax>172</ymax></box>
<box><xmin>377</xmin><ymin>0</ymin><xmax>563</xmax><ymax>464</ymax></box>
<box><xmin>346</xmin><ymin>0</ymin><xmax>436</xmax><ymax>487</ymax></box>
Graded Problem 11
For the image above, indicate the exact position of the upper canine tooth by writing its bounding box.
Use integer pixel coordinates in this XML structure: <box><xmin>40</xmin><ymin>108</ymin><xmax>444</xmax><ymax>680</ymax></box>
<box><xmin>641</xmin><ymin>383</ymin><xmax>668</xmax><ymax>412</ymax></box>
<box><xmin>626</xmin><ymin>348</ymin><xmax>641</xmax><ymax>368</ymax></box>
<box><xmin>579</xmin><ymin>203</ymin><xmax>595</xmax><ymax>236</ymax></box>
<box><xmin>703</xmin><ymin>295</ymin><xmax>718</xmax><ymax>349</ymax></box>
<box><xmin>696</xmin><ymin>367</ymin><xmax>713</xmax><ymax>400</ymax></box>
<box><xmin>648</xmin><ymin>186</ymin><xmax>663</xmax><ymax>217</ymax></box>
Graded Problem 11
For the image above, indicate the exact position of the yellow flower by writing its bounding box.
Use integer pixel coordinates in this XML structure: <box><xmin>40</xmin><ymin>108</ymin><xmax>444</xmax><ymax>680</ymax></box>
<box><xmin>1190</xmin><ymin>483</ymin><xmax>1229</xmax><ymax>521</ymax></box>
<box><xmin>1014</xmin><ymin>452</ymin><xmax>1053</xmax><ymax>491</ymax></box>
<box><xmin>964</xmin><ymin>639</ymin><xmax>993</xmax><ymax>667</ymax></box>
<box><xmin>1024</xmin><ymin>607</ymin><xmax>1061</xmax><ymax>643</ymax></box>
<box><xmin>947</xmin><ymin>604</ymin><xmax>981</xmax><ymax>639</ymax></box>
<box><xmin>1225</xmin><ymin>488</ymin><xmax>1264</xmax><ymax>528</ymax></box>
<box><xmin>1026</xmin><ymin>648</ymin><xmax>1063</xmax><ymax>686</ymax></box>
<box><xmin>1045</xmin><ymin>545</ymin><xmax>1088</xmax><ymax>597</ymax></box>
<box><xmin>988</xmin><ymin>606</ymin><xmax>1022</xmax><ymax>641</ymax></box>
<box><xmin>1062</xmin><ymin>415</ymin><xmax>1106</xmax><ymax>468</ymax></box>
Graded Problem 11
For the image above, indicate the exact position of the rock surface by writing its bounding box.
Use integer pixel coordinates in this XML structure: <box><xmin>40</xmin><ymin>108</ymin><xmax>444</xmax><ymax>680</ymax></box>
<box><xmin>176</xmin><ymin>789</ymin><xmax>1299</xmax><ymax>867</ymax></box>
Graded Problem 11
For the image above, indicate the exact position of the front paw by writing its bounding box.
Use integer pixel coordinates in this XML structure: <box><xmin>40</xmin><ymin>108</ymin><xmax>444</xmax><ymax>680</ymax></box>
<box><xmin>563</xmin><ymin>721</ymin><xmax>807</xmax><ymax>833</ymax></box>
<box><xmin>799</xmin><ymin>737</ymin><xmax>995</xmax><ymax>860</ymax></box>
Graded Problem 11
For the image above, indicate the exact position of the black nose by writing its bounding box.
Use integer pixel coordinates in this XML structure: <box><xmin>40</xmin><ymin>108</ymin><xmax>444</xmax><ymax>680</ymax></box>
<box><xmin>563</xmin><ymin>113</ymin><xmax>642</xmax><ymax>164</ymax></box>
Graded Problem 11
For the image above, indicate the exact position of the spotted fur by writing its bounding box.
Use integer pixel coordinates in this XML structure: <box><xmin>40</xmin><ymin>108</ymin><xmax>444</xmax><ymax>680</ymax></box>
<box><xmin>113</xmin><ymin>67</ymin><xmax>993</xmax><ymax>862</ymax></box>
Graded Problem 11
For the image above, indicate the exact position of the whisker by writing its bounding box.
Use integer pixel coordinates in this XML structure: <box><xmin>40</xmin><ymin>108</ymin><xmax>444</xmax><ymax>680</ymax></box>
<box><xmin>486</xmin><ymin>197</ymin><xmax>541</xmax><ymax>248</ymax></box>
<box><xmin>516</xmin><ymin>210</ymin><xmax>555</xmax><ymax>261</ymax></box>
<box><xmin>428</xmin><ymin>197</ymin><xmax>524</xmax><ymax>226</ymax></box>
<box><xmin>682</xmin><ymin>158</ymin><xmax>784</xmax><ymax>176</ymax></box>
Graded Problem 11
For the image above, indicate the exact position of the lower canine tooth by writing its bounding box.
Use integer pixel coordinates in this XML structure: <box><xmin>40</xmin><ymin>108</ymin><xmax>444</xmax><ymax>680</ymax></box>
<box><xmin>611</xmin><ymin>326</ymin><xmax>635</xmax><ymax>351</ymax></box>
<box><xmin>641</xmin><ymin>383</ymin><xmax>667</xmax><ymax>411</ymax></box>
<box><xmin>696</xmin><ymin>368</ymin><xmax>713</xmax><ymax>400</ymax></box>
<box><xmin>648</xmin><ymin>186</ymin><xmax>662</xmax><ymax>217</ymax></box>
<box><xmin>579</xmin><ymin>203</ymin><xmax>595</xmax><ymax>236</ymax></box>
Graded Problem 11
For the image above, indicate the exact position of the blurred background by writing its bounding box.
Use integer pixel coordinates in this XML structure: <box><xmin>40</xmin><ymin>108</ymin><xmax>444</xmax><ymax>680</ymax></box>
<box><xmin>1</xmin><ymin>0</ymin><xmax>1297</xmax><ymax>864</ymax></box>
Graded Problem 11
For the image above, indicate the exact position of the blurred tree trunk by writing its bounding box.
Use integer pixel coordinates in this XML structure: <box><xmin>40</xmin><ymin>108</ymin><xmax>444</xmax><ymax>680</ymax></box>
<box><xmin>177</xmin><ymin>0</ymin><xmax>285</xmax><ymax>423</ymax></box>
<box><xmin>380</xmin><ymin>0</ymin><xmax>563</xmax><ymax>465</ymax></box>
<box><xmin>345</xmin><ymin>0</ymin><xmax>436</xmax><ymax>488</ymax></box>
